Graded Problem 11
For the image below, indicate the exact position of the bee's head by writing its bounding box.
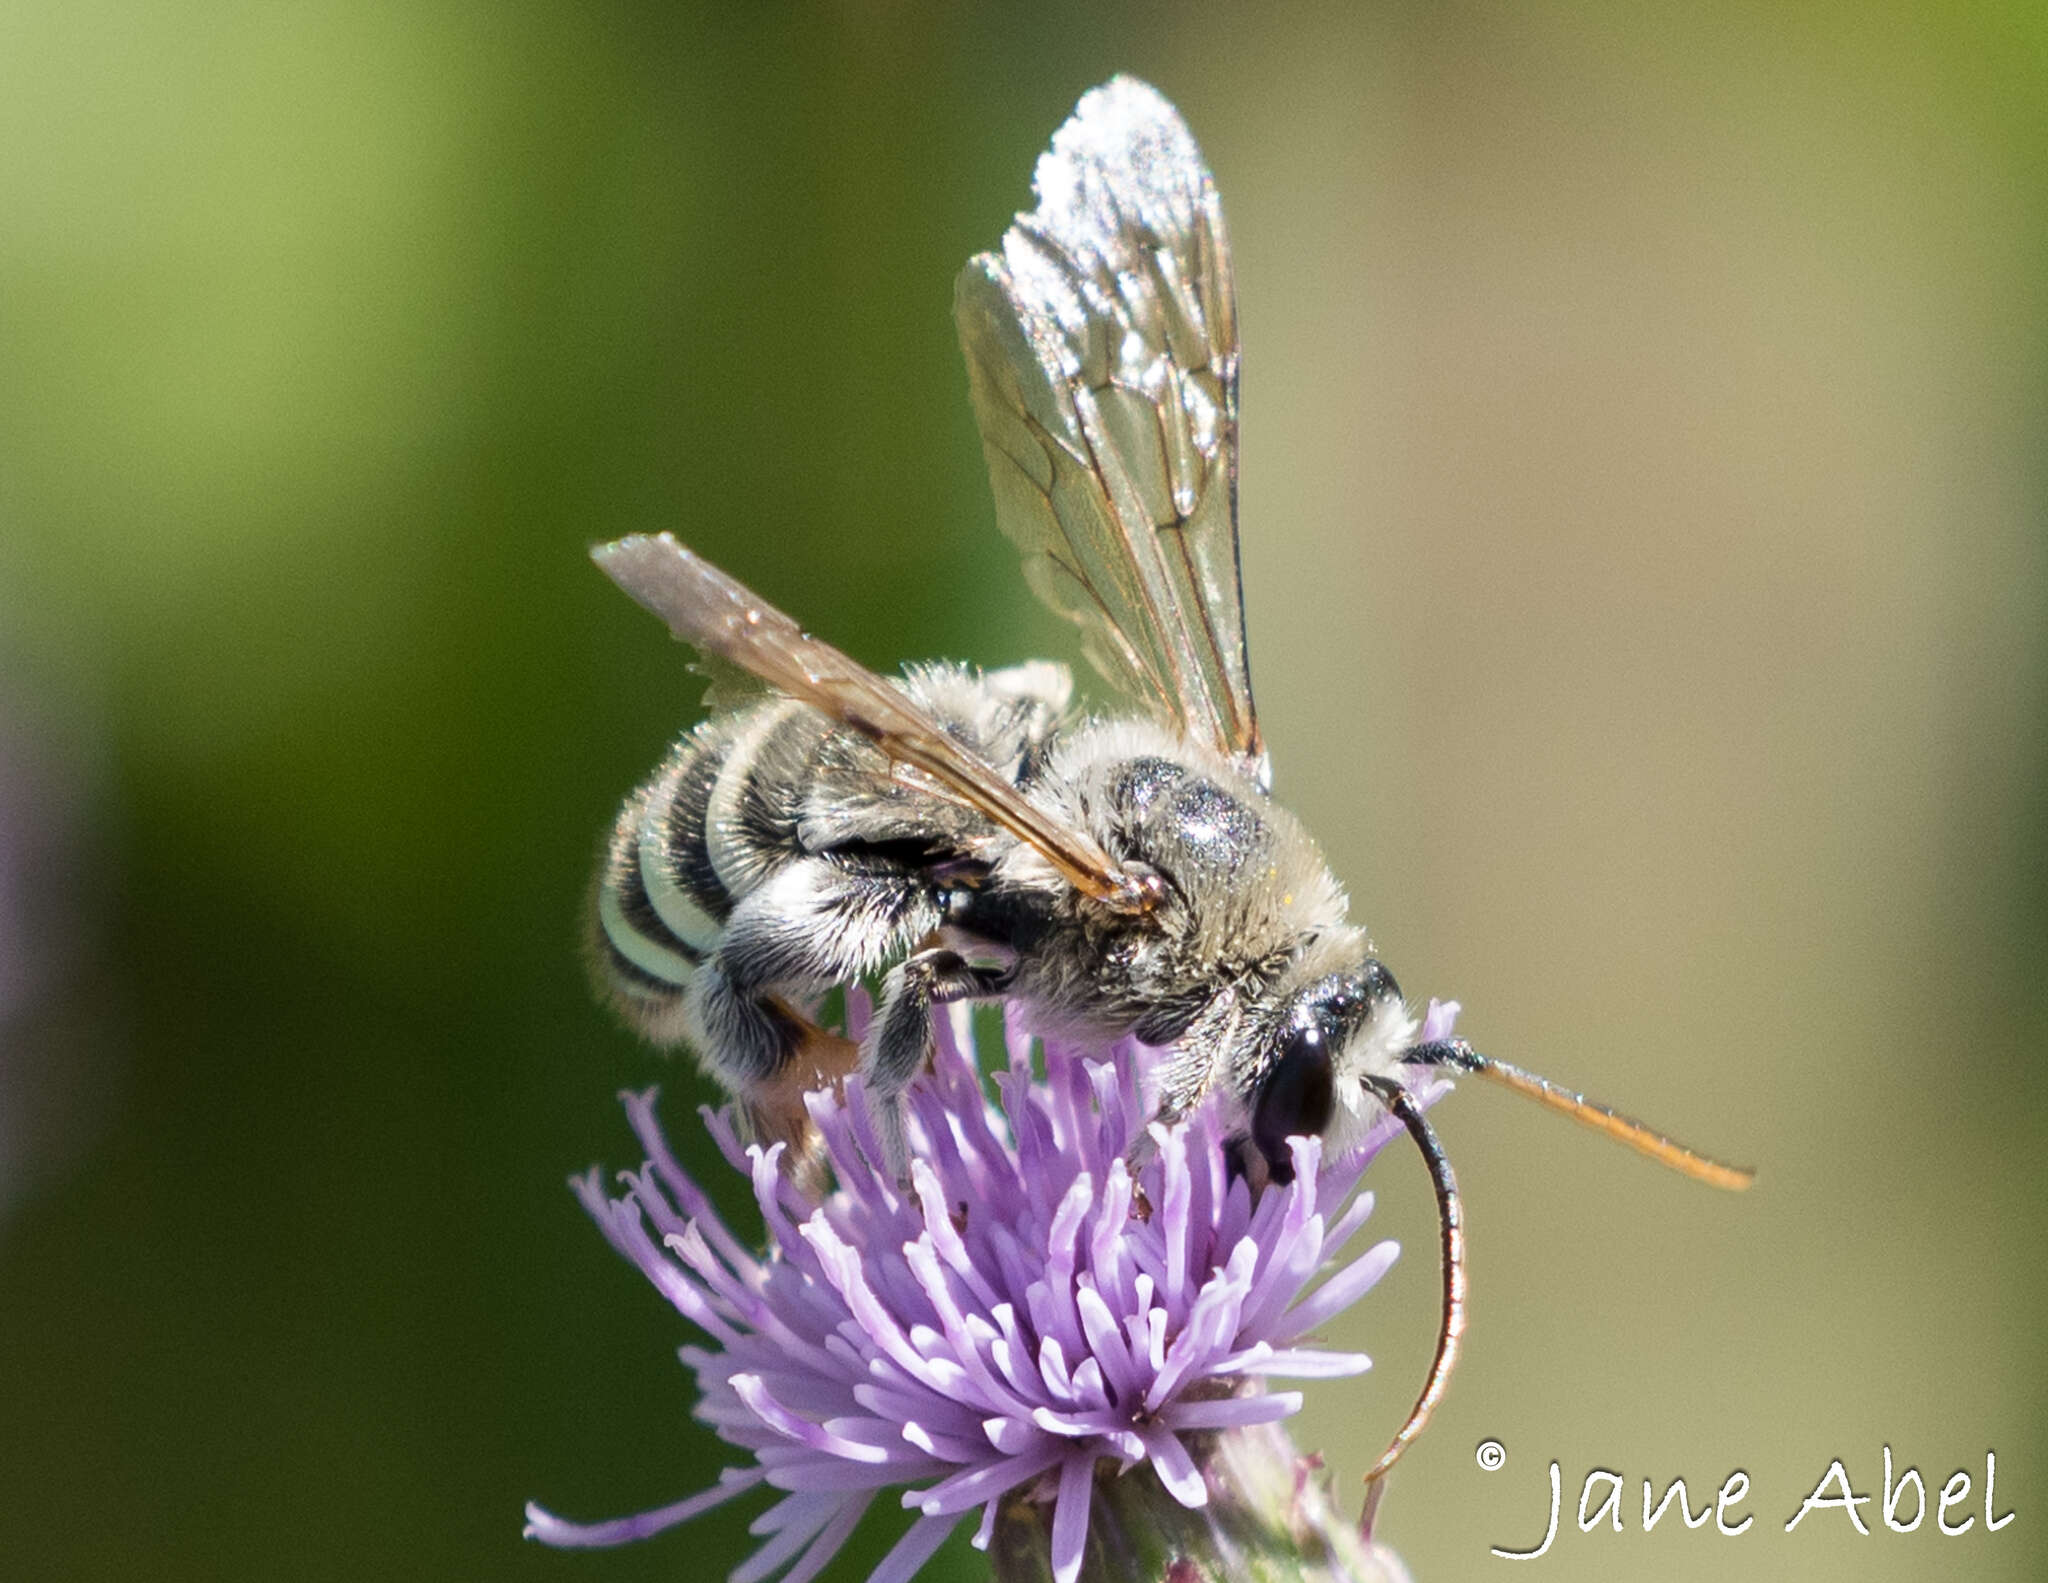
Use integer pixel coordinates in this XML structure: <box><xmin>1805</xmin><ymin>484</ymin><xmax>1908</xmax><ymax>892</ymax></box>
<box><xmin>1246</xmin><ymin>958</ymin><xmax>1416</xmax><ymax>1184</ymax></box>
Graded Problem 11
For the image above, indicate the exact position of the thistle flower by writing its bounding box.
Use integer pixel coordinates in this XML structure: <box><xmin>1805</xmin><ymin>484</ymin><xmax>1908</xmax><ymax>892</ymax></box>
<box><xmin>527</xmin><ymin>997</ymin><xmax>1458</xmax><ymax>1583</ymax></box>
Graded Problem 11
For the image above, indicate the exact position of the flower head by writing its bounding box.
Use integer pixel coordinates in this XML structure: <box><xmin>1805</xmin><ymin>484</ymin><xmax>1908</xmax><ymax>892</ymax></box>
<box><xmin>527</xmin><ymin>997</ymin><xmax>1457</xmax><ymax>1583</ymax></box>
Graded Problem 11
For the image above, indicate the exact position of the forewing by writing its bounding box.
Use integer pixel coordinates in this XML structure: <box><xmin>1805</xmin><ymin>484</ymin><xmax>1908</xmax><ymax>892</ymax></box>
<box><xmin>955</xmin><ymin>76</ymin><xmax>1263</xmax><ymax>778</ymax></box>
<box><xmin>594</xmin><ymin>534</ymin><xmax>1147</xmax><ymax>911</ymax></box>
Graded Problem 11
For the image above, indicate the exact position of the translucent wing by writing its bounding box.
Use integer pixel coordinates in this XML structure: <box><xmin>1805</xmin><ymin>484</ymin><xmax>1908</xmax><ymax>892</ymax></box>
<box><xmin>956</xmin><ymin>77</ymin><xmax>1264</xmax><ymax>781</ymax></box>
<box><xmin>594</xmin><ymin>534</ymin><xmax>1154</xmax><ymax>913</ymax></box>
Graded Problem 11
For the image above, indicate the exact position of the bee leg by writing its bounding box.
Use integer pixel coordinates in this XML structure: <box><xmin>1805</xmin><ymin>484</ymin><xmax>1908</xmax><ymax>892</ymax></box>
<box><xmin>1121</xmin><ymin>1040</ymin><xmax>1225</xmax><ymax>1177</ymax></box>
<box><xmin>687</xmin><ymin>960</ymin><xmax>815</xmax><ymax>1100</ymax></box>
<box><xmin>702</xmin><ymin>858</ymin><xmax>947</xmax><ymax>1178</ymax></box>
<box><xmin>865</xmin><ymin>946</ymin><xmax>1007</xmax><ymax>1176</ymax></box>
<box><xmin>686</xmin><ymin>963</ymin><xmax>864</xmax><ymax>1194</ymax></box>
<box><xmin>716</xmin><ymin>857</ymin><xmax>943</xmax><ymax>994</ymax></box>
<box><xmin>742</xmin><ymin>1013</ymin><xmax>859</xmax><ymax>1197</ymax></box>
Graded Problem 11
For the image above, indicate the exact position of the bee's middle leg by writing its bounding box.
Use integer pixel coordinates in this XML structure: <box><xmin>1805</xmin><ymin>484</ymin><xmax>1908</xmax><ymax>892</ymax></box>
<box><xmin>865</xmin><ymin>946</ymin><xmax>1008</xmax><ymax>1173</ymax></box>
<box><xmin>710</xmin><ymin>855</ymin><xmax>939</xmax><ymax>1132</ymax></box>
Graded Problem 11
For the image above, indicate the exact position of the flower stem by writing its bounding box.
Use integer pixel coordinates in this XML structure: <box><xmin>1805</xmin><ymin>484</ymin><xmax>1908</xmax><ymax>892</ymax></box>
<box><xmin>990</xmin><ymin>1422</ymin><xmax>1409</xmax><ymax>1583</ymax></box>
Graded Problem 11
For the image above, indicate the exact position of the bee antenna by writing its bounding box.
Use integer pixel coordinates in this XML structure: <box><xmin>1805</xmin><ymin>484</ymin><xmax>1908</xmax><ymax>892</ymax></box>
<box><xmin>1357</xmin><ymin>1075</ymin><xmax>1466</xmax><ymax>1506</ymax></box>
<box><xmin>1405</xmin><ymin>1038</ymin><xmax>1756</xmax><ymax>1192</ymax></box>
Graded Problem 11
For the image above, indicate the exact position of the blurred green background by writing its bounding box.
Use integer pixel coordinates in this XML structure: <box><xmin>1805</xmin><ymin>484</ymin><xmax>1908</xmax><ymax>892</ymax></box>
<box><xmin>1</xmin><ymin>3</ymin><xmax>2042</xmax><ymax>1580</ymax></box>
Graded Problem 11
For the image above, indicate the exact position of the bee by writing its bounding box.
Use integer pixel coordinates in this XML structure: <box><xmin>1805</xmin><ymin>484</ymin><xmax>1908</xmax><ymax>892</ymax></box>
<box><xmin>588</xmin><ymin>76</ymin><xmax>1753</xmax><ymax>1488</ymax></box>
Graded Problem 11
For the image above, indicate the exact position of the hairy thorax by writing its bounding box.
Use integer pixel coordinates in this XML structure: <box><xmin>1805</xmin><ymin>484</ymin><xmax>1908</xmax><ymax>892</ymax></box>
<box><xmin>989</xmin><ymin>718</ymin><xmax>1352</xmax><ymax>1044</ymax></box>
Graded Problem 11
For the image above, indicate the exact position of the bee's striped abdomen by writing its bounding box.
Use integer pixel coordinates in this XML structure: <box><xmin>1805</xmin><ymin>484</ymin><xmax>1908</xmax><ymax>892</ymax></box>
<box><xmin>593</xmin><ymin>715</ymin><xmax>736</xmax><ymax>1033</ymax></box>
<box><xmin>702</xmin><ymin>699</ymin><xmax>819</xmax><ymax>896</ymax></box>
<box><xmin>637</xmin><ymin>715</ymin><xmax>737</xmax><ymax>957</ymax></box>
<box><xmin>592</xmin><ymin>698</ymin><xmax>832</xmax><ymax>1043</ymax></box>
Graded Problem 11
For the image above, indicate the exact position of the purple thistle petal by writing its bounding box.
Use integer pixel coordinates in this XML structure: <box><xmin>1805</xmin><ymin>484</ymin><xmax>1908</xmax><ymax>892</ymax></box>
<box><xmin>1067</xmin><ymin>1357</ymin><xmax>1113</xmax><ymax>1414</ymax></box>
<box><xmin>1274</xmin><ymin>1240</ymin><xmax>1403</xmax><ymax>1344</ymax></box>
<box><xmin>1138</xmin><ymin>1426</ymin><xmax>1208</xmax><ymax>1508</ymax></box>
<box><xmin>731</xmin><ymin>1496</ymin><xmax>844</xmax><ymax>1583</ymax></box>
<box><xmin>598</xmin><ymin>1202</ymin><xmax>747</xmax><ymax>1348</ymax></box>
<box><xmin>1031</xmin><ymin>1404</ymin><xmax>1109</xmax><ymax>1439</ymax></box>
<box><xmin>1137</xmin><ymin>1296</ymin><xmax>1168</xmax><ymax>1376</ymax></box>
<box><xmin>624</xmin><ymin>1088</ymin><xmax>761</xmax><ymax>1273</ymax></box>
<box><xmin>775</xmin><ymin>1496</ymin><xmax>874</xmax><ymax>1583</ymax></box>
<box><xmin>701</xmin><ymin>1103</ymin><xmax>756</xmax><ymax>1176</ymax></box>
<box><xmin>1075</xmin><ymin>1283</ymin><xmax>1142</xmax><ymax>1404</ymax></box>
<box><xmin>1087</xmin><ymin>1160</ymin><xmax>1136</xmax><ymax>1305</ymax></box>
<box><xmin>982</xmin><ymin>1415</ymin><xmax>1039</xmax><ymax>1455</ymax></box>
<box><xmin>901</xmin><ymin>1241</ymin><xmax>1033</xmax><ymax>1419</ymax></box>
<box><xmin>748</xmin><ymin>1488</ymin><xmax>843</xmax><ymax>1537</ymax></box>
<box><xmin>1029</xmin><ymin>1175</ymin><xmax>1094</xmax><ymax>1348</ymax></box>
<box><xmin>1050</xmin><ymin>1453</ymin><xmax>1097</xmax><ymax>1583</ymax></box>
<box><xmin>524</xmin><ymin>1466</ymin><xmax>764</xmax><ymax>1548</ymax></box>
<box><xmin>867</xmin><ymin>1513</ymin><xmax>958</xmax><ymax>1583</ymax></box>
<box><xmin>1420</xmin><ymin>998</ymin><xmax>1461</xmax><ymax>1044</ymax></box>
<box><xmin>1236</xmin><ymin>1150</ymin><xmax>1326</xmax><ymax>1340</ymax></box>
<box><xmin>1216</xmin><ymin>1347</ymin><xmax>1373</xmax><ymax>1379</ymax></box>
<box><xmin>666</xmin><ymin>1224</ymin><xmax>783</xmax><ymax>1339</ymax></box>
<box><xmin>1160</xmin><ymin>1391</ymin><xmax>1303</xmax><ymax>1431</ymax></box>
<box><xmin>899</xmin><ymin>1419</ymin><xmax>988</xmax><ymax>1463</ymax></box>
<box><xmin>1155</xmin><ymin>1123</ymin><xmax>1192</xmax><ymax>1307</ymax></box>
<box><xmin>984</xmin><ymin>1303</ymin><xmax>1041</xmax><ymax>1400</ymax></box>
<box><xmin>733</xmin><ymin>1490</ymin><xmax>868</xmax><ymax>1580</ymax></box>
<box><xmin>908</xmin><ymin>1161</ymin><xmax>1003</xmax><ymax>1311</ymax></box>
<box><xmin>759</xmin><ymin>1456</ymin><xmax>915</xmax><ymax>1494</ymax></box>
<box><xmin>913</xmin><ymin>1444</ymin><xmax>1066</xmax><ymax>1516</ymax></box>
<box><xmin>731</xmin><ymin>1374</ymin><xmax>892</xmax><ymax>1463</ymax></box>
<box><xmin>851</xmin><ymin>1382</ymin><xmax>976</xmax><ymax>1434</ymax></box>
<box><xmin>1318</xmin><ymin>1188</ymin><xmax>1378</xmax><ymax>1263</ymax></box>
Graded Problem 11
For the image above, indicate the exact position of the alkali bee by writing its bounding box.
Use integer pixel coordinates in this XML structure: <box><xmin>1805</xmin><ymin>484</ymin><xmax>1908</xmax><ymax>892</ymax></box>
<box><xmin>587</xmin><ymin>77</ymin><xmax>1752</xmax><ymax>1485</ymax></box>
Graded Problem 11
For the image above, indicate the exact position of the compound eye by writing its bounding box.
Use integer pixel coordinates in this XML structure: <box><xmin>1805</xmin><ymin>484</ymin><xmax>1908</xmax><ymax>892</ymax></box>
<box><xmin>1251</xmin><ymin>1021</ymin><xmax>1337</xmax><ymax>1185</ymax></box>
<box><xmin>1359</xmin><ymin>958</ymin><xmax>1401</xmax><ymax>1006</ymax></box>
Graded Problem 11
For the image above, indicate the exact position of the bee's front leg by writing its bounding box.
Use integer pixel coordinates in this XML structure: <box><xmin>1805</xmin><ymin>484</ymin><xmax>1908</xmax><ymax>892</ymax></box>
<box><xmin>865</xmin><ymin>946</ymin><xmax>1007</xmax><ymax>1176</ymax></box>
